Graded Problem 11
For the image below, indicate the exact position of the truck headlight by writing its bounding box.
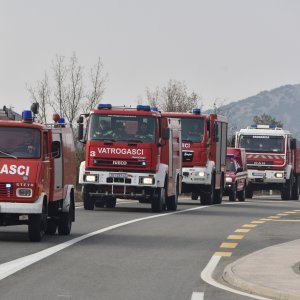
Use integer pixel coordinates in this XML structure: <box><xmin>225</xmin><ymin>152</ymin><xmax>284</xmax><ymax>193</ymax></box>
<box><xmin>275</xmin><ymin>173</ymin><xmax>283</xmax><ymax>178</ymax></box>
<box><xmin>17</xmin><ymin>188</ymin><xmax>33</xmax><ymax>198</ymax></box>
<box><xmin>85</xmin><ymin>175</ymin><xmax>98</xmax><ymax>182</ymax></box>
<box><xmin>142</xmin><ymin>177</ymin><xmax>155</xmax><ymax>185</ymax></box>
<box><xmin>196</xmin><ymin>171</ymin><xmax>206</xmax><ymax>177</ymax></box>
<box><xmin>226</xmin><ymin>177</ymin><xmax>233</xmax><ymax>183</ymax></box>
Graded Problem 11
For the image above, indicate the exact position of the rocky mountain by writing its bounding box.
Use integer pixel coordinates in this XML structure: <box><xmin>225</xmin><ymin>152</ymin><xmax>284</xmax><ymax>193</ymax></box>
<box><xmin>210</xmin><ymin>84</ymin><xmax>300</xmax><ymax>139</ymax></box>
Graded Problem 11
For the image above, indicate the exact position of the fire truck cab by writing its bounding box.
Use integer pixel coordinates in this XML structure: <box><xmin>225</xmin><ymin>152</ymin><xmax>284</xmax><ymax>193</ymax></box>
<box><xmin>162</xmin><ymin>109</ymin><xmax>228</xmax><ymax>205</ymax></box>
<box><xmin>0</xmin><ymin>106</ymin><xmax>76</xmax><ymax>241</ymax></box>
<box><xmin>236</xmin><ymin>124</ymin><xmax>300</xmax><ymax>200</ymax></box>
<box><xmin>78</xmin><ymin>104</ymin><xmax>182</xmax><ymax>212</ymax></box>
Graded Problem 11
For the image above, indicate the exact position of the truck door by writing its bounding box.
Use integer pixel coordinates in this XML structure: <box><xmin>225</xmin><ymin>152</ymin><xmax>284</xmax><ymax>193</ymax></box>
<box><xmin>52</xmin><ymin>133</ymin><xmax>64</xmax><ymax>200</ymax></box>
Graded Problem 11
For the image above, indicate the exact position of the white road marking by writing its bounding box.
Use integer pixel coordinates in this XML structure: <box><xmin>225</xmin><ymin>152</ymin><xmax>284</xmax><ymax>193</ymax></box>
<box><xmin>0</xmin><ymin>205</ymin><xmax>212</xmax><ymax>281</ymax></box>
<box><xmin>191</xmin><ymin>291</ymin><xmax>204</xmax><ymax>300</ymax></box>
<box><xmin>201</xmin><ymin>255</ymin><xmax>271</xmax><ymax>300</ymax></box>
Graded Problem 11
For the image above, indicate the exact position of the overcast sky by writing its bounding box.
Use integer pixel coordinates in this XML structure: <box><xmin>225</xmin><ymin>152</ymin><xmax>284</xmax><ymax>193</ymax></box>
<box><xmin>1</xmin><ymin>0</ymin><xmax>300</xmax><ymax>114</ymax></box>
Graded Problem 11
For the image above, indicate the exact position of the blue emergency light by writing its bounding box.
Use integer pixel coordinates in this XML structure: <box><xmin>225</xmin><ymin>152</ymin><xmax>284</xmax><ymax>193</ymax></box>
<box><xmin>22</xmin><ymin>110</ymin><xmax>33</xmax><ymax>122</ymax></box>
<box><xmin>151</xmin><ymin>106</ymin><xmax>158</xmax><ymax>112</ymax></box>
<box><xmin>58</xmin><ymin>117</ymin><xmax>65</xmax><ymax>124</ymax></box>
<box><xmin>137</xmin><ymin>105</ymin><xmax>151</xmax><ymax>111</ymax></box>
<box><xmin>192</xmin><ymin>108</ymin><xmax>201</xmax><ymax>115</ymax></box>
<box><xmin>226</xmin><ymin>154</ymin><xmax>235</xmax><ymax>158</ymax></box>
<box><xmin>97</xmin><ymin>104</ymin><xmax>112</xmax><ymax>109</ymax></box>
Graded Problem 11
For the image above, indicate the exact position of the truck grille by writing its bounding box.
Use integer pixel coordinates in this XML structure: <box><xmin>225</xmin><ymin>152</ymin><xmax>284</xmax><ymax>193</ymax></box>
<box><xmin>0</xmin><ymin>183</ymin><xmax>14</xmax><ymax>199</ymax></box>
<box><xmin>93</xmin><ymin>158</ymin><xmax>147</xmax><ymax>168</ymax></box>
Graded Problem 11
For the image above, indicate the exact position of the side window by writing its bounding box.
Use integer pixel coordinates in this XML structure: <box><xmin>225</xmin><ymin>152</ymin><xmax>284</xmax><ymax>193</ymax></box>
<box><xmin>43</xmin><ymin>132</ymin><xmax>49</xmax><ymax>160</ymax></box>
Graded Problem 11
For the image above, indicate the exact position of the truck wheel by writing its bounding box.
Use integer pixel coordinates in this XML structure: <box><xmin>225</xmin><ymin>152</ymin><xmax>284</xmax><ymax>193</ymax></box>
<box><xmin>58</xmin><ymin>199</ymin><xmax>74</xmax><ymax>235</ymax></box>
<box><xmin>291</xmin><ymin>176</ymin><xmax>299</xmax><ymax>200</ymax></box>
<box><xmin>237</xmin><ymin>187</ymin><xmax>246</xmax><ymax>202</ymax></box>
<box><xmin>151</xmin><ymin>187</ymin><xmax>165</xmax><ymax>212</ymax></box>
<box><xmin>106</xmin><ymin>197</ymin><xmax>117</xmax><ymax>208</ymax></box>
<box><xmin>45</xmin><ymin>219</ymin><xmax>57</xmax><ymax>235</ymax></box>
<box><xmin>281</xmin><ymin>179</ymin><xmax>293</xmax><ymax>200</ymax></box>
<box><xmin>213</xmin><ymin>177</ymin><xmax>223</xmax><ymax>204</ymax></box>
<box><xmin>166</xmin><ymin>182</ymin><xmax>178</xmax><ymax>211</ymax></box>
<box><xmin>229</xmin><ymin>186</ymin><xmax>237</xmax><ymax>202</ymax></box>
<box><xmin>191</xmin><ymin>193</ymin><xmax>198</xmax><ymax>200</ymax></box>
<box><xmin>28</xmin><ymin>213</ymin><xmax>46</xmax><ymax>242</ymax></box>
<box><xmin>201</xmin><ymin>176</ymin><xmax>215</xmax><ymax>205</ymax></box>
<box><xmin>83</xmin><ymin>185</ymin><xmax>95</xmax><ymax>210</ymax></box>
<box><xmin>245</xmin><ymin>186</ymin><xmax>253</xmax><ymax>199</ymax></box>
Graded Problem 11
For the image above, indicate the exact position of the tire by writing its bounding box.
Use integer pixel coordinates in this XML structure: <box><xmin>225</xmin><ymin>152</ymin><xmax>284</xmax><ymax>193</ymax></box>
<box><xmin>106</xmin><ymin>197</ymin><xmax>117</xmax><ymax>208</ymax></box>
<box><xmin>151</xmin><ymin>187</ymin><xmax>165</xmax><ymax>212</ymax></box>
<box><xmin>229</xmin><ymin>186</ymin><xmax>237</xmax><ymax>202</ymax></box>
<box><xmin>245</xmin><ymin>186</ymin><xmax>253</xmax><ymax>199</ymax></box>
<box><xmin>191</xmin><ymin>193</ymin><xmax>198</xmax><ymax>200</ymax></box>
<box><xmin>45</xmin><ymin>218</ymin><xmax>57</xmax><ymax>235</ymax></box>
<box><xmin>58</xmin><ymin>199</ymin><xmax>74</xmax><ymax>235</ymax></box>
<box><xmin>201</xmin><ymin>176</ymin><xmax>215</xmax><ymax>205</ymax></box>
<box><xmin>28</xmin><ymin>213</ymin><xmax>46</xmax><ymax>242</ymax></box>
<box><xmin>83</xmin><ymin>185</ymin><xmax>95</xmax><ymax>210</ymax></box>
<box><xmin>166</xmin><ymin>182</ymin><xmax>178</xmax><ymax>211</ymax></box>
<box><xmin>291</xmin><ymin>175</ymin><xmax>299</xmax><ymax>200</ymax></box>
<box><xmin>213</xmin><ymin>176</ymin><xmax>223</xmax><ymax>204</ymax></box>
<box><xmin>237</xmin><ymin>186</ymin><xmax>246</xmax><ymax>202</ymax></box>
<box><xmin>281</xmin><ymin>178</ymin><xmax>293</xmax><ymax>201</ymax></box>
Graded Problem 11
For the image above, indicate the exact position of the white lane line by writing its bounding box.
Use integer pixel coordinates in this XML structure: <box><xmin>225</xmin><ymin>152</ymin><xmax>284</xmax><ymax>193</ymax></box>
<box><xmin>201</xmin><ymin>256</ymin><xmax>270</xmax><ymax>300</ymax></box>
<box><xmin>191</xmin><ymin>291</ymin><xmax>204</xmax><ymax>300</ymax></box>
<box><xmin>0</xmin><ymin>205</ymin><xmax>212</xmax><ymax>281</ymax></box>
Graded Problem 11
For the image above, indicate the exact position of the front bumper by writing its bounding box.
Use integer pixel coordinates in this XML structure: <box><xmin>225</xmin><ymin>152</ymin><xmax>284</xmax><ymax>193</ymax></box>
<box><xmin>182</xmin><ymin>167</ymin><xmax>211</xmax><ymax>185</ymax></box>
<box><xmin>248</xmin><ymin>169</ymin><xmax>286</xmax><ymax>184</ymax></box>
<box><xmin>0</xmin><ymin>194</ymin><xmax>44</xmax><ymax>214</ymax></box>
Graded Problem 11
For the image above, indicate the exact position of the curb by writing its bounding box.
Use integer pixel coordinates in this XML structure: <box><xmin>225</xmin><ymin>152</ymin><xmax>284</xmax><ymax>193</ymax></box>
<box><xmin>222</xmin><ymin>246</ymin><xmax>300</xmax><ymax>300</ymax></box>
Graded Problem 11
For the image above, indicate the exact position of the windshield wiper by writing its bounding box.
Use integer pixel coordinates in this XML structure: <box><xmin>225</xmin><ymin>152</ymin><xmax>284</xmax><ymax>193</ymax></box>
<box><xmin>182</xmin><ymin>139</ymin><xmax>194</xmax><ymax>143</ymax></box>
<box><xmin>0</xmin><ymin>150</ymin><xmax>17</xmax><ymax>159</ymax></box>
<box><xmin>118</xmin><ymin>139</ymin><xmax>143</xmax><ymax>143</ymax></box>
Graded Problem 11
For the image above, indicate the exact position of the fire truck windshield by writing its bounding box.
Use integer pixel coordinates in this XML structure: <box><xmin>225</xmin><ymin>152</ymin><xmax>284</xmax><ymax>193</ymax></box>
<box><xmin>89</xmin><ymin>114</ymin><xmax>156</xmax><ymax>144</ymax></box>
<box><xmin>0</xmin><ymin>127</ymin><xmax>41</xmax><ymax>158</ymax></box>
<box><xmin>239</xmin><ymin>135</ymin><xmax>285</xmax><ymax>153</ymax></box>
<box><xmin>181</xmin><ymin>118</ymin><xmax>204</xmax><ymax>143</ymax></box>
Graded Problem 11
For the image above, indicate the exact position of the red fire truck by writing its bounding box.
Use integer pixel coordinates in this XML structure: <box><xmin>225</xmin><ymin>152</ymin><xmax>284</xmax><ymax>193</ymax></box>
<box><xmin>162</xmin><ymin>109</ymin><xmax>228</xmax><ymax>205</ymax></box>
<box><xmin>224</xmin><ymin>147</ymin><xmax>248</xmax><ymax>201</ymax></box>
<box><xmin>235</xmin><ymin>124</ymin><xmax>300</xmax><ymax>200</ymax></box>
<box><xmin>78</xmin><ymin>104</ymin><xmax>182</xmax><ymax>212</ymax></box>
<box><xmin>0</xmin><ymin>105</ymin><xmax>76</xmax><ymax>241</ymax></box>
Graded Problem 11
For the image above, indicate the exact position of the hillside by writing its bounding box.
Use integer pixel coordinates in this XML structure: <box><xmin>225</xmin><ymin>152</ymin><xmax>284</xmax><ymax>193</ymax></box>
<box><xmin>211</xmin><ymin>84</ymin><xmax>300</xmax><ymax>138</ymax></box>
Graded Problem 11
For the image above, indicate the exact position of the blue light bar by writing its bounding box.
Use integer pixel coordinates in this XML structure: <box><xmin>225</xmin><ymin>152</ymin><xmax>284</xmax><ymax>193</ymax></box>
<box><xmin>151</xmin><ymin>106</ymin><xmax>158</xmax><ymax>112</ymax></box>
<box><xmin>58</xmin><ymin>117</ymin><xmax>65</xmax><ymax>124</ymax></box>
<box><xmin>192</xmin><ymin>108</ymin><xmax>201</xmax><ymax>115</ymax></box>
<box><xmin>137</xmin><ymin>105</ymin><xmax>151</xmax><ymax>111</ymax></box>
<box><xmin>5</xmin><ymin>183</ymin><xmax>12</xmax><ymax>188</ymax></box>
<box><xmin>250</xmin><ymin>124</ymin><xmax>257</xmax><ymax>128</ymax></box>
<box><xmin>226</xmin><ymin>154</ymin><xmax>235</xmax><ymax>158</ymax></box>
<box><xmin>97</xmin><ymin>104</ymin><xmax>112</xmax><ymax>109</ymax></box>
<box><xmin>269</xmin><ymin>124</ymin><xmax>277</xmax><ymax>129</ymax></box>
<box><xmin>22</xmin><ymin>110</ymin><xmax>33</xmax><ymax>122</ymax></box>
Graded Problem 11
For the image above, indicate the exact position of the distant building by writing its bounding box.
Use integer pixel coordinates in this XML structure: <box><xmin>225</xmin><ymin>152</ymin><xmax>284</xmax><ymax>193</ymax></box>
<box><xmin>0</xmin><ymin>106</ymin><xmax>22</xmax><ymax>121</ymax></box>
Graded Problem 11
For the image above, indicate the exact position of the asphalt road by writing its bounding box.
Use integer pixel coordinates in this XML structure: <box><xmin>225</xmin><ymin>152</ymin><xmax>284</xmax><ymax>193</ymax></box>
<box><xmin>0</xmin><ymin>195</ymin><xmax>299</xmax><ymax>300</ymax></box>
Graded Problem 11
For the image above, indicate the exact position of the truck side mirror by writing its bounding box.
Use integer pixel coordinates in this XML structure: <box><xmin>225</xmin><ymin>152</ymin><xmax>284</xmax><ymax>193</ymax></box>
<box><xmin>78</xmin><ymin>123</ymin><xmax>84</xmax><ymax>142</ymax></box>
<box><xmin>291</xmin><ymin>138</ymin><xmax>297</xmax><ymax>150</ymax></box>
<box><xmin>162</xmin><ymin>128</ymin><xmax>170</xmax><ymax>140</ymax></box>
<box><xmin>51</xmin><ymin>141</ymin><xmax>61</xmax><ymax>159</ymax></box>
<box><xmin>236</xmin><ymin>167</ymin><xmax>243</xmax><ymax>173</ymax></box>
<box><xmin>213</xmin><ymin>123</ymin><xmax>219</xmax><ymax>142</ymax></box>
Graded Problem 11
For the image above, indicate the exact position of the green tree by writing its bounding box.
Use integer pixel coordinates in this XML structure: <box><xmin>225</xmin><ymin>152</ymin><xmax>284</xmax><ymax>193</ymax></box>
<box><xmin>253</xmin><ymin>113</ymin><xmax>283</xmax><ymax>127</ymax></box>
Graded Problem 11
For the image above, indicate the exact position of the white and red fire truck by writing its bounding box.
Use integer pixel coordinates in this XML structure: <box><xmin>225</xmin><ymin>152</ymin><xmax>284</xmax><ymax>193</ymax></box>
<box><xmin>162</xmin><ymin>109</ymin><xmax>228</xmax><ymax>205</ymax></box>
<box><xmin>224</xmin><ymin>147</ymin><xmax>248</xmax><ymax>202</ymax></box>
<box><xmin>78</xmin><ymin>104</ymin><xmax>182</xmax><ymax>212</ymax></box>
<box><xmin>235</xmin><ymin>124</ymin><xmax>300</xmax><ymax>200</ymax></box>
<box><xmin>0</xmin><ymin>104</ymin><xmax>76</xmax><ymax>241</ymax></box>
